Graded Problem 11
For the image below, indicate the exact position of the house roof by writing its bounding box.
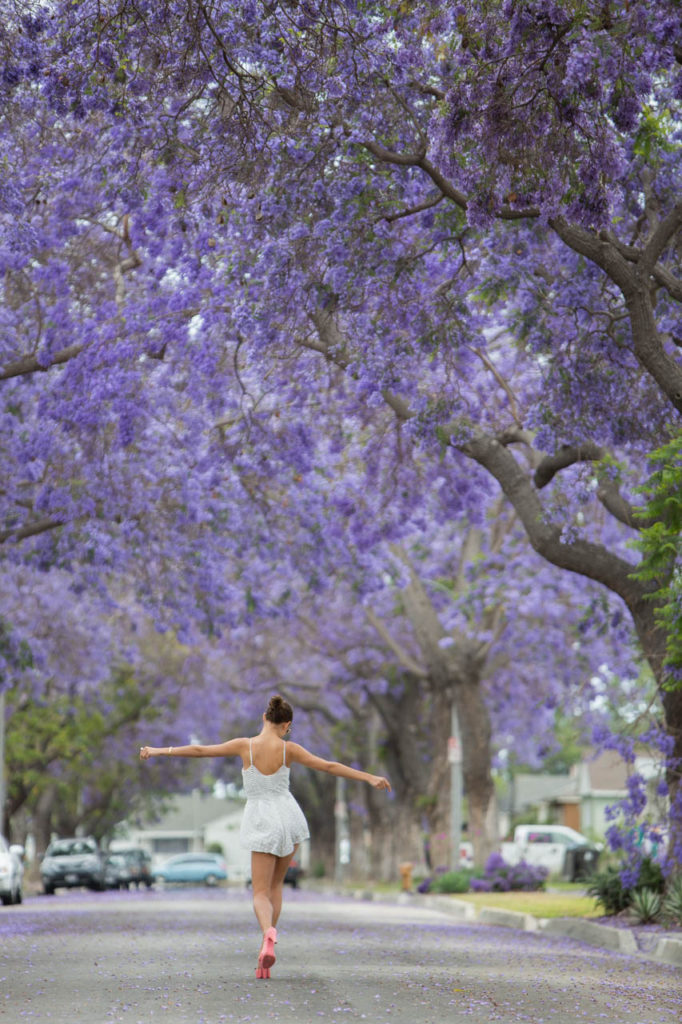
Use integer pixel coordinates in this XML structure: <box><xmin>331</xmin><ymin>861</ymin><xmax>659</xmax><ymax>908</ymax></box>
<box><xmin>500</xmin><ymin>773</ymin><xmax>574</xmax><ymax>813</ymax></box>
<box><xmin>581</xmin><ymin>749</ymin><xmax>629</xmax><ymax>792</ymax></box>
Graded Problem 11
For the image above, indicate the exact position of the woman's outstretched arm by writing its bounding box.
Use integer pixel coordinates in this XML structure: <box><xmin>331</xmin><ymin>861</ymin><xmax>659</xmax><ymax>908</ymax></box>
<box><xmin>139</xmin><ymin>738</ymin><xmax>247</xmax><ymax>760</ymax></box>
<box><xmin>286</xmin><ymin>743</ymin><xmax>391</xmax><ymax>791</ymax></box>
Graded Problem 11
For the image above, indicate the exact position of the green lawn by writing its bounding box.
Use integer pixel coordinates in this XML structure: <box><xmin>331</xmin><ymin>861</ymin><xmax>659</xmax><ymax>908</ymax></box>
<box><xmin>451</xmin><ymin>890</ymin><xmax>599</xmax><ymax>919</ymax></box>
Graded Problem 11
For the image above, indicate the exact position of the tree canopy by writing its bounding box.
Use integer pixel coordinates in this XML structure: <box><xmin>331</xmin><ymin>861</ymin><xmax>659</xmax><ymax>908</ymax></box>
<box><xmin>1</xmin><ymin>0</ymin><xmax>681</xmax><ymax>868</ymax></box>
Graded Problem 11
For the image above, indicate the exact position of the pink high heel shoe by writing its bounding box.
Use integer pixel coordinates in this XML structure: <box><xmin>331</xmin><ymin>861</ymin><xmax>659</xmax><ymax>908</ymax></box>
<box><xmin>259</xmin><ymin>927</ymin><xmax>277</xmax><ymax>970</ymax></box>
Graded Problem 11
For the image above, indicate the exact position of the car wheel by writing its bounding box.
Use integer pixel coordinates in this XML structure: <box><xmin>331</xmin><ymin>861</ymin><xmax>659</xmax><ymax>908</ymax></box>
<box><xmin>204</xmin><ymin>873</ymin><xmax>218</xmax><ymax>887</ymax></box>
<box><xmin>43</xmin><ymin>884</ymin><xmax>55</xmax><ymax>896</ymax></box>
<box><xmin>1</xmin><ymin>892</ymin><xmax>12</xmax><ymax>906</ymax></box>
<box><xmin>14</xmin><ymin>885</ymin><xmax>23</xmax><ymax>905</ymax></box>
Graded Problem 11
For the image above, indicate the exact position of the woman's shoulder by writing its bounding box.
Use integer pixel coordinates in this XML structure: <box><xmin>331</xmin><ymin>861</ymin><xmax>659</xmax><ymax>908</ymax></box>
<box><xmin>285</xmin><ymin>741</ymin><xmax>316</xmax><ymax>763</ymax></box>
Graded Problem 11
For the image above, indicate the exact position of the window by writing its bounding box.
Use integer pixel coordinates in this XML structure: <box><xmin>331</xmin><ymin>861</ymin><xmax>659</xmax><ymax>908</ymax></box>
<box><xmin>527</xmin><ymin>831</ymin><xmax>553</xmax><ymax>844</ymax></box>
<box><xmin>152</xmin><ymin>838</ymin><xmax>190</xmax><ymax>855</ymax></box>
<box><xmin>48</xmin><ymin>839</ymin><xmax>97</xmax><ymax>856</ymax></box>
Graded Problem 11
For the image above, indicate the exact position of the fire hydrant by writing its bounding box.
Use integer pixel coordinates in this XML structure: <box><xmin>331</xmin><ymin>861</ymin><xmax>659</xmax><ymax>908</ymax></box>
<box><xmin>399</xmin><ymin>861</ymin><xmax>413</xmax><ymax>892</ymax></box>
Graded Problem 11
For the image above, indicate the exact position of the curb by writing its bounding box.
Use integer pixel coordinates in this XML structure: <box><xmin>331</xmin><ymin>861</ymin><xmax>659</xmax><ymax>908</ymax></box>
<box><xmin>653</xmin><ymin>938</ymin><xmax>682</xmax><ymax>967</ymax></box>
<box><xmin>540</xmin><ymin>916</ymin><xmax>638</xmax><ymax>955</ymax></box>
<box><xmin>347</xmin><ymin>889</ymin><xmax>682</xmax><ymax>966</ymax></box>
<box><xmin>447</xmin><ymin>896</ymin><xmax>682</xmax><ymax>966</ymax></box>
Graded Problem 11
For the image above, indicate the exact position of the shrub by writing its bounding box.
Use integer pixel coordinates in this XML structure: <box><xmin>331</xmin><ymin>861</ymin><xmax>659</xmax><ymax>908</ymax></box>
<box><xmin>586</xmin><ymin>867</ymin><xmax>629</xmax><ymax>915</ymax></box>
<box><xmin>636</xmin><ymin>857</ymin><xmax>665</xmax><ymax>893</ymax></box>
<box><xmin>586</xmin><ymin>856</ymin><xmax>665</xmax><ymax>916</ymax></box>
<box><xmin>630</xmin><ymin>887</ymin><xmax>662</xmax><ymax>924</ymax></box>
<box><xmin>431</xmin><ymin>870</ymin><xmax>475</xmax><ymax>894</ymax></box>
<box><xmin>470</xmin><ymin>852</ymin><xmax>547</xmax><ymax>893</ymax></box>
<box><xmin>663</xmin><ymin>875</ymin><xmax>682</xmax><ymax>925</ymax></box>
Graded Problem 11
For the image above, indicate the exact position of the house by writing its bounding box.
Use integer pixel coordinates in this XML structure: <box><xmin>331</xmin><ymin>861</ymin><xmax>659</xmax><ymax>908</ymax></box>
<box><xmin>501</xmin><ymin>749</ymin><xmax>665</xmax><ymax>840</ymax></box>
<box><xmin>116</xmin><ymin>790</ymin><xmax>252</xmax><ymax>881</ymax></box>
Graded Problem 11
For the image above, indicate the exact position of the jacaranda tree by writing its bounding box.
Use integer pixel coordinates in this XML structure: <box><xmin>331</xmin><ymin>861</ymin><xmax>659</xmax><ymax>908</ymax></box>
<box><xmin>2</xmin><ymin>1</ymin><xmax>681</xmax><ymax>867</ymax></box>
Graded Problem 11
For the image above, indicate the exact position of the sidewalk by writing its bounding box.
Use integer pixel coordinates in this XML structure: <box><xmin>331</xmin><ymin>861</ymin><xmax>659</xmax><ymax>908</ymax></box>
<box><xmin>342</xmin><ymin>887</ymin><xmax>682</xmax><ymax>967</ymax></box>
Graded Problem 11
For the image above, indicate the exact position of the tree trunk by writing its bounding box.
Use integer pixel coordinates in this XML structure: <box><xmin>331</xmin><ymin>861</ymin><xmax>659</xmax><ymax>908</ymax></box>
<box><xmin>366</xmin><ymin>791</ymin><xmax>423</xmax><ymax>881</ymax></box>
<box><xmin>456</xmin><ymin>676</ymin><xmax>498</xmax><ymax>867</ymax></box>
<box><xmin>630</xmin><ymin>599</ymin><xmax>682</xmax><ymax>867</ymax></box>
<box><xmin>32</xmin><ymin>785</ymin><xmax>58</xmax><ymax>858</ymax></box>
<box><xmin>395</xmin><ymin>558</ymin><xmax>500</xmax><ymax>870</ymax></box>
<box><xmin>423</xmin><ymin>684</ymin><xmax>453</xmax><ymax>870</ymax></box>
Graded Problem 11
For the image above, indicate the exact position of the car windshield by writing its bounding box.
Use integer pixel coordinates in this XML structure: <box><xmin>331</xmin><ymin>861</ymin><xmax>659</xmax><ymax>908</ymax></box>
<box><xmin>553</xmin><ymin>829</ymin><xmax>591</xmax><ymax>846</ymax></box>
<box><xmin>527</xmin><ymin>829</ymin><xmax>590</xmax><ymax>846</ymax></box>
<box><xmin>48</xmin><ymin>840</ymin><xmax>97</xmax><ymax>856</ymax></box>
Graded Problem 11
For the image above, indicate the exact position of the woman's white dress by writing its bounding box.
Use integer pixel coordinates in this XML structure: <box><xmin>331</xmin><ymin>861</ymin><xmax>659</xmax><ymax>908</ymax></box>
<box><xmin>240</xmin><ymin>739</ymin><xmax>310</xmax><ymax>857</ymax></box>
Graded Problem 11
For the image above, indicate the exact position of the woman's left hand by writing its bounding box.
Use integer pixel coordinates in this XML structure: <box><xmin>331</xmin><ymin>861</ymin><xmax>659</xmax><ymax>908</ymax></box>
<box><xmin>370</xmin><ymin>775</ymin><xmax>391</xmax><ymax>792</ymax></box>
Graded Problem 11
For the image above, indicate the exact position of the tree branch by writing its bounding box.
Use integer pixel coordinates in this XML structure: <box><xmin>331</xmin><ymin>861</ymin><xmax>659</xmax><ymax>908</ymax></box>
<box><xmin>0</xmin><ymin>343</ymin><xmax>84</xmax><ymax>381</ymax></box>
<box><xmin>599</xmin><ymin>228</ymin><xmax>682</xmax><ymax>301</ymax></box>
<box><xmin>0</xmin><ymin>516</ymin><xmax>63</xmax><ymax>544</ymax></box>
<box><xmin>534</xmin><ymin>443</ymin><xmax>607</xmax><ymax>489</ymax></box>
<box><xmin>641</xmin><ymin>201</ymin><xmax>682</xmax><ymax>274</ymax></box>
<box><xmin>458</xmin><ymin>428</ymin><xmax>643</xmax><ymax>607</ymax></box>
<box><xmin>308</xmin><ymin>310</ymin><xmax>413</xmax><ymax>421</ymax></box>
<box><xmin>553</xmin><ymin>217</ymin><xmax>682</xmax><ymax>411</ymax></box>
<box><xmin>552</xmin><ymin>217</ymin><xmax>635</xmax><ymax>292</ymax></box>
<box><xmin>469</xmin><ymin>345</ymin><xmax>523</xmax><ymax>428</ymax></box>
<box><xmin>596</xmin><ymin>479</ymin><xmax>652</xmax><ymax>531</ymax></box>
<box><xmin>383</xmin><ymin>193</ymin><xmax>444</xmax><ymax>224</ymax></box>
<box><xmin>652</xmin><ymin>265</ymin><xmax>682</xmax><ymax>303</ymax></box>
<box><xmin>364</xmin><ymin>606</ymin><xmax>428</xmax><ymax>678</ymax></box>
<box><xmin>360</xmin><ymin>138</ymin><xmax>428</xmax><ymax>168</ymax></box>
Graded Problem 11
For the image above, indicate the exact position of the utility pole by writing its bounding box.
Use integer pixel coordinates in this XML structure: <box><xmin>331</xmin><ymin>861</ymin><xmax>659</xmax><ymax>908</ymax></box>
<box><xmin>449</xmin><ymin>704</ymin><xmax>463</xmax><ymax>871</ymax></box>
<box><xmin>0</xmin><ymin>691</ymin><xmax>6</xmax><ymax>836</ymax></box>
<box><xmin>334</xmin><ymin>777</ymin><xmax>350</xmax><ymax>884</ymax></box>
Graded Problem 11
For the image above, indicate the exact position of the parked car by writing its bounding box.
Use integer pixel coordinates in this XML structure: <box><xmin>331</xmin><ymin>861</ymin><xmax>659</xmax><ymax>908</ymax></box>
<box><xmin>106</xmin><ymin>847</ymin><xmax>153</xmax><ymax>889</ymax></box>
<box><xmin>502</xmin><ymin>824</ymin><xmax>601</xmax><ymax>881</ymax></box>
<box><xmin>154</xmin><ymin>852</ymin><xmax>227</xmax><ymax>886</ymax></box>
<box><xmin>247</xmin><ymin>858</ymin><xmax>303</xmax><ymax>889</ymax></box>
<box><xmin>0</xmin><ymin>835</ymin><xmax>24</xmax><ymax>906</ymax></box>
<box><xmin>285</xmin><ymin>859</ymin><xmax>303</xmax><ymax>888</ymax></box>
<box><xmin>40</xmin><ymin>837</ymin><xmax>106</xmax><ymax>894</ymax></box>
<box><xmin>104</xmin><ymin>852</ymin><xmax>133</xmax><ymax>890</ymax></box>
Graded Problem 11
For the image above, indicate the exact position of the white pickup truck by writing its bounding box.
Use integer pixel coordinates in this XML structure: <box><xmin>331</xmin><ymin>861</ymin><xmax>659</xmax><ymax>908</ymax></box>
<box><xmin>501</xmin><ymin>824</ymin><xmax>602</xmax><ymax>880</ymax></box>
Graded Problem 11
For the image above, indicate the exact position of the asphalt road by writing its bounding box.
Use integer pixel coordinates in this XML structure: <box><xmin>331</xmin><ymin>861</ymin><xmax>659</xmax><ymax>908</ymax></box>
<box><xmin>0</xmin><ymin>887</ymin><xmax>680</xmax><ymax>1024</ymax></box>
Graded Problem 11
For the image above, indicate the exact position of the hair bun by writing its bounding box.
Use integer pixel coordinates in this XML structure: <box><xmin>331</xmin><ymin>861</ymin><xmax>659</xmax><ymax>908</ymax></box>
<box><xmin>265</xmin><ymin>694</ymin><xmax>293</xmax><ymax>724</ymax></box>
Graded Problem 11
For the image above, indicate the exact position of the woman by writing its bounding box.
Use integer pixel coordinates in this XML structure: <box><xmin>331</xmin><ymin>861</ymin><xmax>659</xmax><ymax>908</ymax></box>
<box><xmin>140</xmin><ymin>694</ymin><xmax>391</xmax><ymax>979</ymax></box>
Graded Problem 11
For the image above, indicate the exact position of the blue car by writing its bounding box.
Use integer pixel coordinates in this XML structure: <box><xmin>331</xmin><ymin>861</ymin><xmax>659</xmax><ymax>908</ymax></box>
<box><xmin>154</xmin><ymin>852</ymin><xmax>227</xmax><ymax>886</ymax></box>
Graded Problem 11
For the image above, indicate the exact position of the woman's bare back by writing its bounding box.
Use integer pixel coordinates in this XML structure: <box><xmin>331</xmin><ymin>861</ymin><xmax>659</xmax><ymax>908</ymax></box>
<box><xmin>243</xmin><ymin>734</ymin><xmax>288</xmax><ymax>775</ymax></box>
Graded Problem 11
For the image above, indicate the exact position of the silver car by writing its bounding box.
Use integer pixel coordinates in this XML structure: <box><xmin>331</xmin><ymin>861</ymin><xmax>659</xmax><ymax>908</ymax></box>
<box><xmin>40</xmin><ymin>836</ymin><xmax>105</xmax><ymax>894</ymax></box>
<box><xmin>0</xmin><ymin>835</ymin><xmax>24</xmax><ymax>906</ymax></box>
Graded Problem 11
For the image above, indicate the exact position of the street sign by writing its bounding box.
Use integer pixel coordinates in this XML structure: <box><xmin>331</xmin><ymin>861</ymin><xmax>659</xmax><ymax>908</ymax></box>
<box><xmin>448</xmin><ymin>735</ymin><xmax>462</xmax><ymax>764</ymax></box>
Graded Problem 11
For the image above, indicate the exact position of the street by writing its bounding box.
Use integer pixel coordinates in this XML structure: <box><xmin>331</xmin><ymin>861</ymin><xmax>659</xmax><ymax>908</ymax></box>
<box><xmin>0</xmin><ymin>887</ymin><xmax>680</xmax><ymax>1024</ymax></box>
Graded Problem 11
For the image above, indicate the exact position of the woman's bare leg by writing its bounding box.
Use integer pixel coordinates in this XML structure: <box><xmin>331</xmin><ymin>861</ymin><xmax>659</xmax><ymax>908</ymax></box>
<box><xmin>251</xmin><ymin>852</ymin><xmax>276</xmax><ymax>934</ymax></box>
<box><xmin>270</xmin><ymin>845</ymin><xmax>298</xmax><ymax>927</ymax></box>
